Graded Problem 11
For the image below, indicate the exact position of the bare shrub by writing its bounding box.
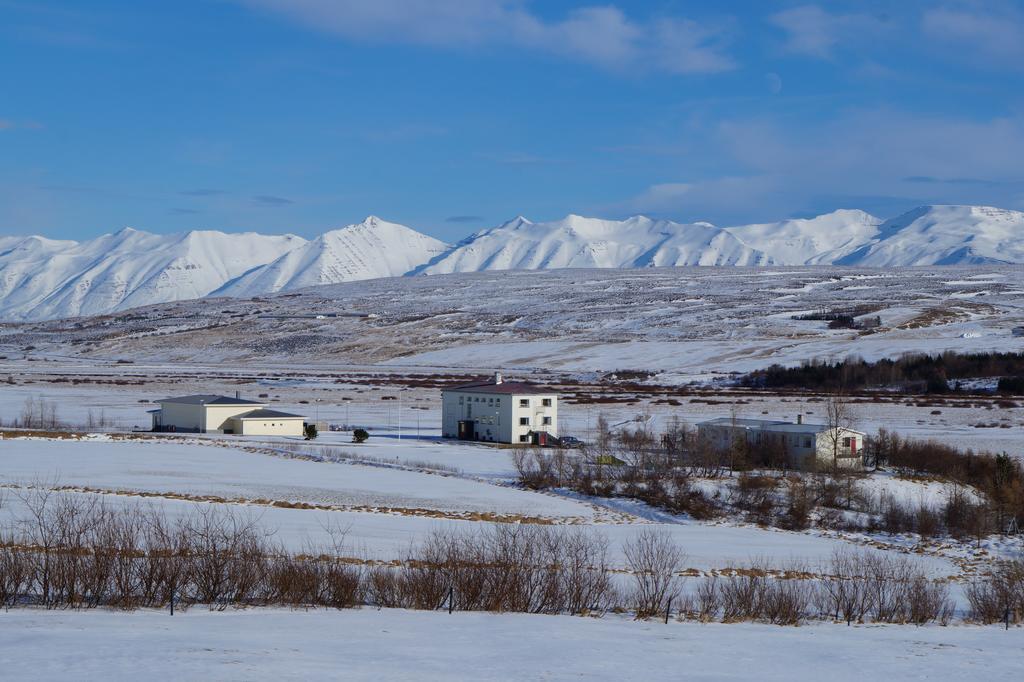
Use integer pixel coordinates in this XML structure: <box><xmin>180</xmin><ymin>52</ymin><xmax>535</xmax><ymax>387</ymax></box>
<box><xmin>761</xmin><ymin>577</ymin><xmax>813</xmax><ymax>625</ymax></box>
<box><xmin>904</xmin><ymin>575</ymin><xmax>953</xmax><ymax>625</ymax></box>
<box><xmin>322</xmin><ymin>562</ymin><xmax>363</xmax><ymax>608</ymax></box>
<box><xmin>965</xmin><ymin>559</ymin><xmax>1024</xmax><ymax>624</ymax></box>
<box><xmin>0</xmin><ymin>543</ymin><xmax>30</xmax><ymax>608</ymax></box>
<box><xmin>623</xmin><ymin>529</ymin><xmax>682</xmax><ymax>619</ymax></box>
<box><xmin>816</xmin><ymin>550</ymin><xmax>874</xmax><ymax>624</ymax></box>
<box><xmin>559</xmin><ymin>529</ymin><xmax>615</xmax><ymax>615</ymax></box>
<box><xmin>781</xmin><ymin>477</ymin><xmax>813</xmax><ymax>531</ymax></box>
<box><xmin>694</xmin><ymin>576</ymin><xmax>720</xmax><ymax>622</ymax></box>
<box><xmin>719</xmin><ymin>569</ymin><xmax>767</xmax><ymax>622</ymax></box>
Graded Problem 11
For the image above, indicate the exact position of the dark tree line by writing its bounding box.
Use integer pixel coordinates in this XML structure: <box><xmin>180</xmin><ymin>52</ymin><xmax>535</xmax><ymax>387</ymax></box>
<box><xmin>742</xmin><ymin>351</ymin><xmax>1024</xmax><ymax>394</ymax></box>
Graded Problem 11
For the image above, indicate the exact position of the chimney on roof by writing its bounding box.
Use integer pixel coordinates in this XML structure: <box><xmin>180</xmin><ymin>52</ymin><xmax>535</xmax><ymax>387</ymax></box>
<box><xmin>494</xmin><ymin>372</ymin><xmax>503</xmax><ymax>385</ymax></box>
<box><xmin>797</xmin><ymin>414</ymin><xmax>802</xmax><ymax>425</ymax></box>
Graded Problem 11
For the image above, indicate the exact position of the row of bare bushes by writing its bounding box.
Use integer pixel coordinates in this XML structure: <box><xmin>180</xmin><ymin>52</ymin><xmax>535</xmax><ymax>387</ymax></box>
<box><xmin>0</xmin><ymin>491</ymin><xmax>1017</xmax><ymax>625</ymax></box>
<box><xmin>0</xmin><ymin>491</ymin><xmax>620</xmax><ymax>614</ymax></box>
<box><xmin>625</xmin><ymin>535</ymin><xmax>959</xmax><ymax>626</ymax></box>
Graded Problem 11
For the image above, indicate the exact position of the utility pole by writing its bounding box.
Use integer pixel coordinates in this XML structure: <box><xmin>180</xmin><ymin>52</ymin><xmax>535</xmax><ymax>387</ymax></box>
<box><xmin>398</xmin><ymin>391</ymin><xmax>402</xmax><ymax>441</ymax></box>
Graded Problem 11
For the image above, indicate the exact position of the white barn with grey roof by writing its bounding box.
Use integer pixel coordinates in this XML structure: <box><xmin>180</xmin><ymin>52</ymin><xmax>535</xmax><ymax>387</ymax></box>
<box><xmin>150</xmin><ymin>394</ymin><xmax>307</xmax><ymax>436</ymax></box>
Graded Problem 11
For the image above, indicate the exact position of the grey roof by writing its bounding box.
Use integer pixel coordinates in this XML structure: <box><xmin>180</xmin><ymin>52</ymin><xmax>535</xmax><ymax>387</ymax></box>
<box><xmin>444</xmin><ymin>379</ymin><xmax>555</xmax><ymax>395</ymax></box>
<box><xmin>158</xmin><ymin>394</ymin><xmax>266</xmax><ymax>406</ymax></box>
<box><xmin>233</xmin><ymin>408</ymin><xmax>306</xmax><ymax>420</ymax></box>
<box><xmin>697</xmin><ymin>417</ymin><xmax>840</xmax><ymax>434</ymax></box>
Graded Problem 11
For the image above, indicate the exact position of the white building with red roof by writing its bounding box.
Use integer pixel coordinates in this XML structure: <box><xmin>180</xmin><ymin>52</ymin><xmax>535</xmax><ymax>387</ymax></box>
<box><xmin>441</xmin><ymin>373</ymin><xmax>558</xmax><ymax>445</ymax></box>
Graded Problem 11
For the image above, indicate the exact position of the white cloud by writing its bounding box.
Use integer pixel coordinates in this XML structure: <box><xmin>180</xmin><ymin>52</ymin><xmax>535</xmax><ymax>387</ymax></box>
<box><xmin>236</xmin><ymin>0</ymin><xmax>733</xmax><ymax>74</ymax></box>
<box><xmin>922</xmin><ymin>6</ymin><xmax>1024</xmax><ymax>65</ymax></box>
<box><xmin>768</xmin><ymin>5</ymin><xmax>887</xmax><ymax>59</ymax></box>
<box><xmin>620</xmin><ymin>111</ymin><xmax>1024</xmax><ymax>221</ymax></box>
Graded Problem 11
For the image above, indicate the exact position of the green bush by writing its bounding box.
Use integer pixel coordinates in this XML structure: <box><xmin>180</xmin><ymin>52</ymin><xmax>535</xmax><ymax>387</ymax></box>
<box><xmin>352</xmin><ymin>428</ymin><xmax>369</xmax><ymax>444</ymax></box>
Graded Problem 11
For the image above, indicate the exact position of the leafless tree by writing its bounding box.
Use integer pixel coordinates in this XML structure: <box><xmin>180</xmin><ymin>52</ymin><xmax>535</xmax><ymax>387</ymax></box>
<box><xmin>823</xmin><ymin>393</ymin><xmax>856</xmax><ymax>471</ymax></box>
<box><xmin>623</xmin><ymin>529</ymin><xmax>683</xmax><ymax>619</ymax></box>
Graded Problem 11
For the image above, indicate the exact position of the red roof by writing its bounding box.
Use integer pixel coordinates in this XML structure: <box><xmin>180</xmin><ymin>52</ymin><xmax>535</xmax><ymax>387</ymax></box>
<box><xmin>445</xmin><ymin>379</ymin><xmax>555</xmax><ymax>395</ymax></box>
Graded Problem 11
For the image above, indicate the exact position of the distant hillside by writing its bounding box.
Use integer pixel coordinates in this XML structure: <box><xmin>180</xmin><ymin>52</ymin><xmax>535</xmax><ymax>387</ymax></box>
<box><xmin>1</xmin><ymin>205</ymin><xmax>1022</xmax><ymax>321</ymax></box>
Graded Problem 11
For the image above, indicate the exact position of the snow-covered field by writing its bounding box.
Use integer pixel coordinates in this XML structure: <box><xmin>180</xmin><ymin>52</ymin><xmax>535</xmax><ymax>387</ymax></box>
<box><xmin>0</xmin><ymin>362</ymin><xmax>1020</xmax><ymax>457</ymax></box>
<box><xmin>2</xmin><ymin>435</ymin><xmax>963</xmax><ymax>573</ymax></box>
<box><xmin>3</xmin><ymin>265</ymin><xmax>1020</xmax><ymax>382</ymax></box>
<box><xmin>0</xmin><ymin>263</ymin><xmax>1021</xmax><ymax>678</ymax></box>
<box><xmin>1</xmin><ymin>608</ymin><xmax>1020</xmax><ymax>681</ymax></box>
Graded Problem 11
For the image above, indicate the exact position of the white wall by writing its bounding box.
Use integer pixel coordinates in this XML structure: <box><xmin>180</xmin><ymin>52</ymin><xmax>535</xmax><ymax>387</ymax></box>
<box><xmin>511</xmin><ymin>395</ymin><xmax>558</xmax><ymax>443</ymax></box>
<box><xmin>156</xmin><ymin>402</ymin><xmax>269</xmax><ymax>433</ymax></box>
<box><xmin>156</xmin><ymin>402</ymin><xmax>205</xmax><ymax>432</ymax></box>
<box><xmin>232</xmin><ymin>418</ymin><xmax>305</xmax><ymax>437</ymax></box>
<box><xmin>441</xmin><ymin>390</ymin><xmax>558</xmax><ymax>444</ymax></box>
<box><xmin>204</xmin><ymin>405</ymin><xmax>263</xmax><ymax>432</ymax></box>
<box><xmin>814</xmin><ymin>428</ymin><xmax>863</xmax><ymax>469</ymax></box>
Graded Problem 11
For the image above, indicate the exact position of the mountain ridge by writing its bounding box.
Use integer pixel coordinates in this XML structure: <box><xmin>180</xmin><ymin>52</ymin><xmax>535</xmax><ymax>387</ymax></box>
<box><xmin>1</xmin><ymin>204</ymin><xmax>1021</xmax><ymax>321</ymax></box>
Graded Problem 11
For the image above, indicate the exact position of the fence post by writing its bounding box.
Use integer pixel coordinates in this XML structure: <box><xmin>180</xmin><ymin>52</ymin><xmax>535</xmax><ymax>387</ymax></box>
<box><xmin>448</xmin><ymin>587</ymin><xmax>454</xmax><ymax>615</ymax></box>
<box><xmin>170</xmin><ymin>589</ymin><xmax>175</xmax><ymax>616</ymax></box>
<box><xmin>664</xmin><ymin>596</ymin><xmax>672</xmax><ymax>624</ymax></box>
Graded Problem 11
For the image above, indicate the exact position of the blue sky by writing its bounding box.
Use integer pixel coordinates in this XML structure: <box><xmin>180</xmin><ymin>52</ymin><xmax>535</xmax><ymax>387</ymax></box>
<box><xmin>1</xmin><ymin>0</ymin><xmax>1022</xmax><ymax>242</ymax></box>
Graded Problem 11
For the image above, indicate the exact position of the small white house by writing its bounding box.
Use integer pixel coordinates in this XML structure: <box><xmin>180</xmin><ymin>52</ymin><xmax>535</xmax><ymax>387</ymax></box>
<box><xmin>696</xmin><ymin>416</ymin><xmax>865</xmax><ymax>469</ymax></box>
<box><xmin>442</xmin><ymin>373</ymin><xmax>558</xmax><ymax>444</ymax></box>
<box><xmin>150</xmin><ymin>394</ymin><xmax>307</xmax><ymax>436</ymax></box>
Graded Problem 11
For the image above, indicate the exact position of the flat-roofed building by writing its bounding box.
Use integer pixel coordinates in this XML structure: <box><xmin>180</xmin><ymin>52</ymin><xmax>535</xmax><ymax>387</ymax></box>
<box><xmin>150</xmin><ymin>394</ymin><xmax>307</xmax><ymax>436</ymax></box>
<box><xmin>696</xmin><ymin>416</ymin><xmax>865</xmax><ymax>469</ymax></box>
<box><xmin>441</xmin><ymin>373</ymin><xmax>558</xmax><ymax>444</ymax></box>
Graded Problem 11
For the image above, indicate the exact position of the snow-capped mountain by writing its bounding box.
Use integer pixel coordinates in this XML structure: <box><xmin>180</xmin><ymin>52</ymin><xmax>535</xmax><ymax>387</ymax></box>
<box><xmin>215</xmin><ymin>217</ymin><xmax>448</xmax><ymax>297</ymax></box>
<box><xmin>835</xmin><ymin>205</ymin><xmax>1024</xmax><ymax>266</ymax></box>
<box><xmin>0</xmin><ymin>228</ymin><xmax>304</xmax><ymax>320</ymax></box>
<box><xmin>724</xmin><ymin>209</ymin><xmax>883</xmax><ymax>265</ymax></box>
<box><xmin>2</xmin><ymin>205</ymin><xmax>1023</xmax><ymax>321</ymax></box>
<box><xmin>417</xmin><ymin>214</ymin><xmax>772</xmax><ymax>274</ymax></box>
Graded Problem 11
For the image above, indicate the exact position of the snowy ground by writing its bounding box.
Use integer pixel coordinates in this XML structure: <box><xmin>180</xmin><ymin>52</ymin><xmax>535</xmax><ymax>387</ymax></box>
<box><xmin>0</xmin><ymin>434</ymin><xmax>976</xmax><ymax>576</ymax></box>
<box><xmin>0</xmin><ymin>365</ymin><xmax>1021</xmax><ymax>457</ymax></box>
<box><xmin>0</xmin><ymin>608</ymin><xmax>1020</xmax><ymax>681</ymax></box>
<box><xmin>1</xmin><ymin>266</ymin><xmax>1021</xmax><ymax>677</ymax></box>
<box><xmin>2</xmin><ymin>266</ymin><xmax>1021</xmax><ymax>380</ymax></box>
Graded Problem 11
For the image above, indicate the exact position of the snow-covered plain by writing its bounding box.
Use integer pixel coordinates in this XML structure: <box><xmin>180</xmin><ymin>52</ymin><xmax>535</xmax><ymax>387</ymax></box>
<box><xmin>1</xmin><ymin>436</ymin><xmax>961</xmax><ymax>573</ymax></box>
<box><xmin>3</xmin><ymin>226</ymin><xmax>1023</xmax><ymax>676</ymax></box>
<box><xmin>1</xmin><ymin>608</ymin><xmax>1020</xmax><ymax>681</ymax></box>
<box><xmin>3</xmin><ymin>266</ymin><xmax>1021</xmax><ymax>381</ymax></box>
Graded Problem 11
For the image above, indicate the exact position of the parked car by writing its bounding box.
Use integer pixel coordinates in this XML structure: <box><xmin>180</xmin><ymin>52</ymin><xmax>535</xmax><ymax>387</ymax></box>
<box><xmin>560</xmin><ymin>436</ymin><xmax>586</xmax><ymax>448</ymax></box>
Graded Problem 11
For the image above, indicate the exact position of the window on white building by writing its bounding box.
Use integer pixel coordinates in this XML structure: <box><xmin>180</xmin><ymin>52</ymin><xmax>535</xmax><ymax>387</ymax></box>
<box><xmin>519</xmin><ymin>435</ymin><xmax>529</xmax><ymax>443</ymax></box>
<box><xmin>519</xmin><ymin>399</ymin><xmax>529</xmax><ymax>408</ymax></box>
<box><xmin>519</xmin><ymin>417</ymin><xmax>530</xmax><ymax>426</ymax></box>
<box><xmin>542</xmin><ymin>416</ymin><xmax>551</xmax><ymax>425</ymax></box>
<box><xmin>542</xmin><ymin>398</ymin><xmax>552</xmax><ymax>407</ymax></box>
